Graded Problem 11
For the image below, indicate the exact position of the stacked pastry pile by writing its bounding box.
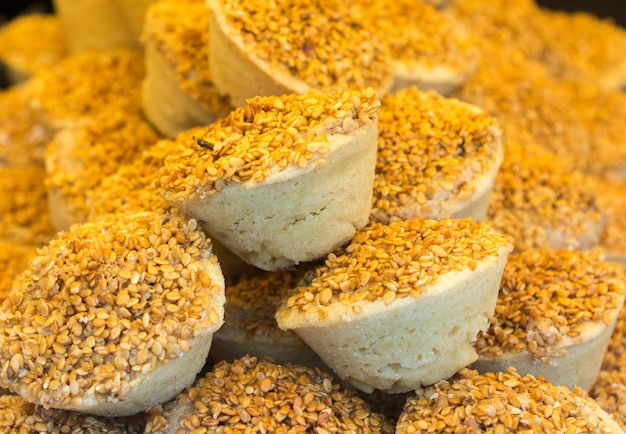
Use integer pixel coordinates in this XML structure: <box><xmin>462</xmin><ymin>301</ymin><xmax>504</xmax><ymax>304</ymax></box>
<box><xmin>0</xmin><ymin>0</ymin><xmax>626</xmax><ymax>432</ymax></box>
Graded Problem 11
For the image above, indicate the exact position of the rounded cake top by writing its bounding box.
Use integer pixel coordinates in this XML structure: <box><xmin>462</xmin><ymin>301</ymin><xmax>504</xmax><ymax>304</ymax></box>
<box><xmin>474</xmin><ymin>248</ymin><xmax>626</xmax><ymax>362</ymax></box>
<box><xmin>156</xmin><ymin>88</ymin><xmax>381</xmax><ymax>199</ymax></box>
<box><xmin>145</xmin><ymin>355</ymin><xmax>394</xmax><ymax>433</ymax></box>
<box><xmin>277</xmin><ymin>218</ymin><xmax>513</xmax><ymax>322</ymax></box>
<box><xmin>396</xmin><ymin>367</ymin><xmax>622</xmax><ymax>433</ymax></box>
<box><xmin>0</xmin><ymin>210</ymin><xmax>225</xmax><ymax>409</ymax></box>
<box><xmin>212</xmin><ymin>0</ymin><xmax>393</xmax><ymax>94</ymax></box>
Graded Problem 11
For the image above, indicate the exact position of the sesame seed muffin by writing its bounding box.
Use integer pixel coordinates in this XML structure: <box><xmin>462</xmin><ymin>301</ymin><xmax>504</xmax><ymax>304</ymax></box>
<box><xmin>52</xmin><ymin>0</ymin><xmax>140</xmax><ymax>53</ymax></box>
<box><xmin>358</xmin><ymin>0</ymin><xmax>478</xmax><ymax>96</ymax></box>
<box><xmin>144</xmin><ymin>355</ymin><xmax>394</xmax><ymax>433</ymax></box>
<box><xmin>206</xmin><ymin>0</ymin><xmax>393</xmax><ymax>107</ymax></box>
<box><xmin>486</xmin><ymin>144</ymin><xmax>604</xmax><ymax>252</ymax></box>
<box><xmin>0</xmin><ymin>13</ymin><xmax>68</xmax><ymax>85</ymax></box>
<box><xmin>593</xmin><ymin>176</ymin><xmax>626</xmax><ymax>264</ymax></box>
<box><xmin>0</xmin><ymin>394</ymin><xmax>144</xmax><ymax>433</ymax></box>
<box><xmin>141</xmin><ymin>0</ymin><xmax>231</xmax><ymax>137</ymax></box>
<box><xmin>275</xmin><ymin>218</ymin><xmax>514</xmax><ymax>394</ymax></box>
<box><xmin>370</xmin><ymin>86</ymin><xmax>503</xmax><ymax>225</ymax></box>
<box><xmin>472</xmin><ymin>248</ymin><xmax>626</xmax><ymax>391</ymax></box>
<box><xmin>590</xmin><ymin>369</ymin><xmax>626</xmax><ymax>431</ymax></box>
<box><xmin>156</xmin><ymin>88</ymin><xmax>381</xmax><ymax>271</ymax></box>
<box><xmin>396</xmin><ymin>367</ymin><xmax>626</xmax><ymax>434</ymax></box>
<box><xmin>0</xmin><ymin>210</ymin><xmax>226</xmax><ymax>417</ymax></box>
<box><xmin>25</xmin><ymin>49</ymin><xmax>145</xmax><ymax>133</ymax></box>
<box><xmin>45</xmin><ymin>110</ymin><xmax>160</xmax><ymax>232</ymax></box>
<box><xmin>210</xmin><ymin>267</ymin><xmax>327</xmax><ymax>369</ymax></box>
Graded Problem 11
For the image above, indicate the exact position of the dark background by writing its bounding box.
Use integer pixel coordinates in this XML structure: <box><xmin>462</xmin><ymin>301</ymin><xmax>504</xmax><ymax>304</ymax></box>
<box><xmin>0</xmin><ymin>0</ymin><xmax>624</xmax><ymax>28</ymax></box>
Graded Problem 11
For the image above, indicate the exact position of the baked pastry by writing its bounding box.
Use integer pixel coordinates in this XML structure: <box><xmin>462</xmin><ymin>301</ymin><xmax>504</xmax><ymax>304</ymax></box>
<box><xmin>359</xmin><ymin>0</ymin><xmax>478</xmax><ymax>95</ymax></box>
<box><xmin>52</xmin><ymin>0</ymin><xmax>140</xmax><ymax>53</ymax></box>
<box><xmin>486</xmin><ymin>143</ymin><xmax>604</xmax><ymax>252</ymax></box>
<box><xmin>25</xmin><ymin>49</ymin><xmax>145</xmax><ymax>132</ymax></box>
<box><xmin>0</xmin><ymin>210</ymin><xmax>225</xmax><ymax>417</ymax></box>
<box><xmin>0</xmin><ymin>394</ymin><xmax>144</xmax><ymax>433</ymax></box>
<box><xmin>118</xmin><ymin>0</ymin><xmax>159</xmax><ymax>44</ymax></box>
<box><xmin>210</xmin><ymin>267</ymin><xmax>327</xmax><ymax>369</ymax></box>
<box><xmin>590</xmin><ymin>369</ymin><xmax>626</xmax><ymax>431</ymax></box>
<box><xmin>0</xmin><ymin>13</ymin><xmax>68</xmax><ymax>85</ymax></box>
<box><xmin>0</xmin><ymin>240</ymin><xmax>37</xmax><ymax>301</ymax></box>
<box><xmin>45</xmin><ymin>110</ymin><xmax>160</xmax><ymax>232</ymax></box>
<box><xmin>396</xmin><ymin>367</ymin><xmax>626</xmax><ymax>433</ymax></box>
<box><xmin>276</xmin><ymin>218</ymin><xmax>513</xmax><ymax>393</ymax></box>
<box><xmin>156</xmin><ymin>88</ymin><xmax>381</xmax><ymax>271</ymax></box>
<box><xmin>0</xmin><ymin>165</ymin><xmax>56</xmax><ymax>245</ymax></box>
<box><xmin>206</xmin><ymin>0</ymin><xmax>393</xmax><ymax>107</ymax></box>
<box><xmin>141</xmin><ymin>0</ymin><xmax>231</xmax><ymax>137</ymax></box>
<box><xmin>370</xmin><ymin>86</ymin><xmax>502</xmax><ymax>224</ymax></box>
<box><xmin>144</xmin><ymin>355</ymin><xmax>394</xmax><ymax>433</ymax></box>
<box><xmin>472</xmin><ymin>248</ymin><xmax>625</xmax><ymax>391</ymax></box>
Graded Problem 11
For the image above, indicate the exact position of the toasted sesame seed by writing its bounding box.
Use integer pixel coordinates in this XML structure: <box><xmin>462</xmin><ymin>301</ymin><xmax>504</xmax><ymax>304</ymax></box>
<box><xmin>144</xmin><ymin>355</ymin><xmax>394</xmax><ymax>433</ymax></box>
<box><xmin>0</xmin><ymin>210</ymin><xmax>225</xmax><ymax>408</ymax></box>
<box><xmin>156</xmin><ymin>88</ymin><xmax>380</xmax><ymax>199</ymax></box>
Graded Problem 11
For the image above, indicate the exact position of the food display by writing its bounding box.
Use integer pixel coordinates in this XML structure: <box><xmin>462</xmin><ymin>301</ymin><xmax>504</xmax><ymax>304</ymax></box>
<box><xmin>1</xmin><ymin>0</ymin><xmax>626</xmax><ymax>432</ymax></box>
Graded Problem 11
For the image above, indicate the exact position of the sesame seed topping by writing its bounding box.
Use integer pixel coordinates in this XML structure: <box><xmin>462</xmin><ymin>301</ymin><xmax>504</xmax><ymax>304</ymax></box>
<box><xmin>397</xmin><ymin>367</ymin><xmax>619</xmax><ymax>433</ymax></box>
<box><xmin>371</xmin><ymin>86</ymin><xmax>502</xmax><ymax>223</ymax></box>
<box><xmin>156</xmin><ymin>88</ymin><xmax>380</xmax><ymax>199</ymax></box>
<box><xmin>145</xmin><ymin>355</ymin><xmax>394</xmax><ymax>433</ymax></box>
<box><xmin>0</xmin><ymin>210</ymin><xmax>225</xmax><ymax>408</ymax></box>
<box><xmin>474</xmin><ymin>249</ymin><xmax>626</xmax><ymax>363</ymax></box>
<box><xmin>280</xmin><ymin>218</ymin><xmax>512</xmax><ymax>314</ymax></box>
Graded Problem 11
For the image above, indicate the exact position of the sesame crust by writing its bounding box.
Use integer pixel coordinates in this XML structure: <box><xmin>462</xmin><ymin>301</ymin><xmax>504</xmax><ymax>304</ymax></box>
<box><xmin>207</xmin><ymin>0</ymin><xmax>393</xmax><ymax>107</ymax></box>
<box><xmin>144</xmin><ymin>355</ymin><xmax>394</xmax><ymax>433</ymax></box>
<box><xmin>396</xmin><ymin>367</ymin><xmax>625</xmax><ymax>434</ymax></box>
<box><xmin>371</xmin><ymin>86</ymin><xmax>502</xmax><ymax>224</ymax></box>
<box><xmin>0</xmin><ymin>211</ymin><xmax>225</xmax><ymax>416</ymax></box>
<box><xmin>45</xmin><ymin>111</ymin><xmax>160</xmax><ymax>231</ymax></box>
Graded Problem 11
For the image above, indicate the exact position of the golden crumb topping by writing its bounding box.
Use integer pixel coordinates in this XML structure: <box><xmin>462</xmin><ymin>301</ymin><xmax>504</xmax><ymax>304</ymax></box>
<box><xmin>0</xmin><ymin>165</ymin><xmax>56</xmax><ymax>245</ymax></box>
<box><xmin>45</xmin><ymin>111</ymin><xmax>160</xmax><ymax>223</ymax></box>
<box><xmin>397</xmin><ymin>367</ymin><xmax>614</xmax><ymax>433</ymax></box>
<box><xmin>142</xmin><ymin>0</ymin><xmax>227</xmax><ymax>111</ymax></box>
<box><xmin>358</xmin><ymin>0</ymin><xmax>476</xmax><ymax>71</ymax></box>
<box><xmin>474</xmin><ymin>249</ymin><xmax>626</xmax><ymax>363</ymax></box>
<box><xmin>27</xmin><ymin>49</ymin><xmax>145</xmax><ymax>126</ymax></box>
<box><xmin>282</xmin><ymin>218</ymin><xmax>512</xmax><ymax>314</ymax></box>
<box><xmin>0</xmin><ymin>14</ymin><xmax>67</xmax><ymax>76</ymax></box>
<box><xmin>0</xmin><ymin>211</ymin><xmax>224</xmax><ymax>408</ymax></box>
<box><xmin>145</xmin><ymin>355</ymin><xmax>393</xmax><ymax>433</ymax></box>
<box><xmin>371</xmin><ymin>86</ymin><xmax>501</xmax><ymax>223</ymax></box>
<box><xmin>0</xmin><ymin>394</ymin><xmax>142</xmax><ymax>433</ymax></box>
<box><xmin>156</xmin><ymin>88</ymin><xmax>380</xmax><ymax>199</ymax></box>
<box><xmin>215</xmin><ymin>0</ymin><xmax>393</xmax><ymax>92</ymax></box>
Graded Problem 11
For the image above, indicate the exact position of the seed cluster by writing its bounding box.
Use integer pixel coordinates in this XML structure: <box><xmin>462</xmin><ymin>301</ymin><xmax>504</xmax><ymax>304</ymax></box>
<box><xmin>0</xmin><ymin>165</ymin><xmax>56</xmax><ymax>245</ymax></box>
<box><xmin>474</xmin><ymin>249</ymin><xmax>626</xmax><ymax>363</ymax></box>
<box><xmin>601</xmin><ymin>297</ymin><xmax>626</xmax><ymax>374</ymax></box>
<box><xmin>156</xmin><ymin>88</ymin><xmax>381</xmax><ymax>199</ymax></box>
<box><xmin>0</xmin><ymin>211</ymin><xmax>224</xmax><ymax>408</ymax></box>
<box><xmin>282</xmin><ymin>218</ymin><xmax>512</xmax><ymax>313</ymax></box>
<box><xmin>371</xmin><ymin>86</ymin><xmax>501</xmax><ymax>224</ymax></box>
<box><xmin>397</xmin><ymin>367</ymin><xmax>616</xmax><ymax>433</ymax></box>
<box><xmin>0</xmin><ymin>240</ymin><xmax>37</xmax><ymax>301</ymax></box>
<box><xmin>589</xmin><ymin>370</ymin><xmax>626</xmax><ymax>431</ymax></box>
<box><xmin>486</xmin><ymin>144</ymin><xmax>603</xmax><ymax>252</ymax></box>
<box><xmin>143</xmin><ymin>0</ymin><xmax>228</xmax><ymax>112</ymax></box>
<box><xmin>45</xmin><ymin>111</ymin><xmax>160</xmax><ymax>225</ymax></box>
<box><xmin>26</xmin><ymin>49</ymin><xmax>145</xmax><ymax>127</ymax></box>
<box><xmin>358</xmin><ymin>0</ymin><xmax>476</xmax><ymax>72</ymax></box>
<box><xmin>145</xmin><ymin>355</ymin><xmax>394</xmax><ymax>433</ymax></box>
<box><xmin>0</xmin><ymin>394</ymin><xmax>142</xmax><ymax>433</ymax></box>
<box><xmin>217</xmin><ymin>0</ymin><xmax>393</xmax><ymax>92</ymax></box>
